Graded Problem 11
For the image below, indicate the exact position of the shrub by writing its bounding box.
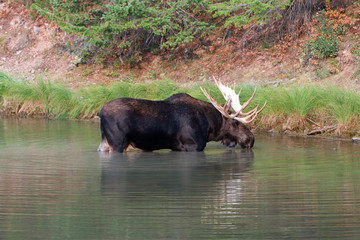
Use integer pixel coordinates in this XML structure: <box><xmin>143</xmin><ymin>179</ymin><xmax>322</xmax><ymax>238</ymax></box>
<box><xmin>31</xmin><ymin>0</ymin><xmax>214</xmax><ymax>66</ymax></box>
<box><xmin>302</xmin><ymin>5</ymin><xmax>352</xmax><ymax>61</ymax></box>
<box><xmin>210</xmin><ymin>0</ymin><xmax>291</xmax><ymax>29</ymax></box>
<box><xmin>303</xmin><ymin>11</ymin><xmax>340</xmax><ymax>59</ymax></box>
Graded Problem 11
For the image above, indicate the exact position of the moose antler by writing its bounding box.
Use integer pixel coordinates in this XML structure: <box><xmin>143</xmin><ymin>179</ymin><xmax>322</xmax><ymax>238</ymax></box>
<box><xmin>200</xmin><ymin>77</ymin><xmax>267</xmax><ymax>124</ymax></box>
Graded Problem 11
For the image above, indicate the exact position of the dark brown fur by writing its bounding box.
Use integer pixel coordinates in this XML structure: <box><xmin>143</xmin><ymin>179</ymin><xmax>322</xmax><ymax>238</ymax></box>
<box><xmin>98</xmin><ymin>93</ymin><xmax>254</xmax><ymax>152</ymax></box>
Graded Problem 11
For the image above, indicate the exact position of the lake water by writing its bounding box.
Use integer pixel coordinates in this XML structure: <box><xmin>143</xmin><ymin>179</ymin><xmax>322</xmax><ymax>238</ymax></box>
<box><xmin>0</xmin><ymin>116</ymin><xmax>360</xmax><ymax>239</ymax></box>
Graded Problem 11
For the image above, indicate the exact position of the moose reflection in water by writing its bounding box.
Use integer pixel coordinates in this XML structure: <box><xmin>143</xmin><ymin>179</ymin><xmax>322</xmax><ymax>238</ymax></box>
<box><xmin>98</xmin><ymin>77</ymin><xmax>266</xmax><ymax>152</ymax></box>
<box><xmin>99</xmin><ymin>150</ymin><xmax>254</xmax><ymax>199</ymax></box>
<box><xmin>98</xmin><ymin>150</ymin><xmax>256</xmax><ymax>238</ymax></box>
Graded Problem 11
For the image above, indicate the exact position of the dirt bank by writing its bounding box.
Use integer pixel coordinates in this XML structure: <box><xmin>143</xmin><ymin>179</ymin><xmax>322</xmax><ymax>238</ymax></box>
<box><xmin>1</xmin><ymin>2</ymin><xmax>360</xmax><ymax>89</ymax></box>
<box><xmin>1</xmin><ymin>2</ymin><xmax>360</xmax><ymax>140</ymax></box>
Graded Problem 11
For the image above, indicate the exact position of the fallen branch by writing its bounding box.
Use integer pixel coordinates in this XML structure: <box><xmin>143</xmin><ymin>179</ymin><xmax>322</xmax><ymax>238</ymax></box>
<box><xmin>307</xmin><ymin>125</ymin><xmax>337</xmax><ymax>135</ymax></box>
<box><xmin>306</xmin><ymin>117</ymin><xmax>320</xmax><ymax>127</ymax></box>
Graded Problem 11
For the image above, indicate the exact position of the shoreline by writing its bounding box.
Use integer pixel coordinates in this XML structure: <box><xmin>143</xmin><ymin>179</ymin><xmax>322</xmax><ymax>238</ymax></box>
<box><xmin>1</xmin><ymin>72</ymin><xmax>359</xmax><ymax>140</ymax></box>
<box><xmin>1</xmin><ymin>113</ymin><xmax>359</xmax><ymax>144</ymax></box>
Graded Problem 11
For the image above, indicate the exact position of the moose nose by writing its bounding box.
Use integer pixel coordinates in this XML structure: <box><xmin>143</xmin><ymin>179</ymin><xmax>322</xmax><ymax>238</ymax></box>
<box><xmin>228</xmin><ymin>142</ymin><xmax>236</xmax><ymax>148</ymax></box>
<box><xmin>240</xmin><ymin>139</ymin><xmax>254</xmax><ymax>149</ymax></box>
<box><xmin>248</xmin><ymin>139</ymin><xmax>255</xmax><ymax>149</ymax></box>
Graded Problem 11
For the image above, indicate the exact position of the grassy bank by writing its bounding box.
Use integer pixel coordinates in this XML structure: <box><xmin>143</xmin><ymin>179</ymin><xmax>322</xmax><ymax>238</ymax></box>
<box><xmin>1</xmin><ymin>72</ymin><xmax>360</xmax><ymax>137</ymax></box>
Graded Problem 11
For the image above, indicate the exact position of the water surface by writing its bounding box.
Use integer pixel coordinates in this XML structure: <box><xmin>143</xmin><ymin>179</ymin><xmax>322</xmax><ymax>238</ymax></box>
<box><xmin>0</xmin><ymin>117</ymin><xmax>359</xmax><ymax>239</ymax></box>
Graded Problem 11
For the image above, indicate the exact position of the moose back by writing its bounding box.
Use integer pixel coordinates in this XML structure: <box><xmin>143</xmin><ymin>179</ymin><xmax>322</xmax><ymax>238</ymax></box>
<box><xmin>98</xmin><ymin>80</ymin><xmax>265</xmax><ymax>152</ymax></box>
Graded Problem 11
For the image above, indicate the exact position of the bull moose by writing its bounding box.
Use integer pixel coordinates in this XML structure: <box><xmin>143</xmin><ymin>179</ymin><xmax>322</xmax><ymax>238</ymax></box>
<box><xmin>98</xmin><ymin>78</ymin><xmax>266</xmax><ymax>152</ymax></box>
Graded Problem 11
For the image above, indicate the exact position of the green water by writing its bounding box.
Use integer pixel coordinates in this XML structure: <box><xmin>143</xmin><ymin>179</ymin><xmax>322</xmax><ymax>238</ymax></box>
<box><xmin>0</xmin><ymin>116</ymin><xmax>359</xmax><ymax>239</ymax></box>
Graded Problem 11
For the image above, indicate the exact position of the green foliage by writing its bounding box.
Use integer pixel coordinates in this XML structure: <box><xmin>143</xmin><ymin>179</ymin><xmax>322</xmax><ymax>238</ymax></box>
<box><xmin>1</xmin><ymin>72</ymin><xmax>360</xmax><ymax>130</ymax></box>
<box><xmin>0</xmin><ymin>72</ymin><xmax>13</xmax><ymax>96</ymax></box>
<box><xmin>32</xmin><ymin>0</ymin><xmax>214</xmax><ymax>65</ymax></box>
<box><xmin>321</xmin><ymin>87</ymin><xmax>360</xmax><ymax>125</ymax></box>
<box><xmin>48</xmin><ymin>84</ymin><xmax>73</xmax><ymax>118</ymax></box>
<box><xmin>303</xmin><ymin>11</ymin><xmax>341</xmax><ymax>59</ymax></box>
<box><xmin>30</xmin><ymin>0</ymin><xmax>297</xmax><ymax>65</ymax></box>
<box><xmin>24</xmin><ymin>0</ymin><xmax>356</xmax><ymax>67</ymax></box>
<box><xmin>268</xmin><ymin>86</ymin><xmax>320</xmax><ymax>118</ymax></box>
<box><xmin>210</xmin><ymin>0</ymin><xmax>291</xmax><ymax>29</ymax></box>
<box><xmin>0</xmin><ymin>72</ymin><xmax>182</xmax><ymax>118</ymax></box>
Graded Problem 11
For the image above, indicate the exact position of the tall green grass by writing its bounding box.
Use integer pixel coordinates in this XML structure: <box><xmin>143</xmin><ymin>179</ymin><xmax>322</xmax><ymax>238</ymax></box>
<box><xmin>269</xmin><ymin>86</ymin><xmax>320</xmax><ymax>118</ymax></box>
<box><xmin>0</xmin><ymin>74</ymin><xmax>184</xmax><ymax>118</ymax></box>
<box><xmin>320</xmin><ymin>87</ymin><xmax>360</xmax><ymax>125</ymax></box>
<box><xmin>1</xmin><ymin>72</ymin><xmax>360</xmax><ymax>136</ymax></box>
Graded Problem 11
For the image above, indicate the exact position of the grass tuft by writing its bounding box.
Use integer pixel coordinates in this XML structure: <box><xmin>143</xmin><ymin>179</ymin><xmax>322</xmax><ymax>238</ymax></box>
<box><xmin>323</xmin><ymin>87</ymin><xmax>360</xmax><ymax>125</ymax></box>
<box><xmin>269</xmin><ymin>86</ymin><xmax>319</xmax><ymax>118</ymax></box>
